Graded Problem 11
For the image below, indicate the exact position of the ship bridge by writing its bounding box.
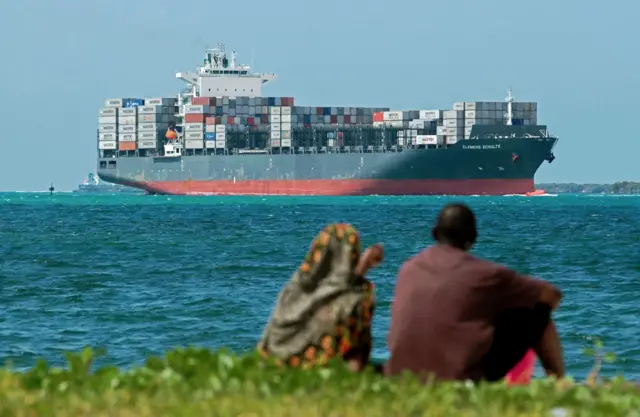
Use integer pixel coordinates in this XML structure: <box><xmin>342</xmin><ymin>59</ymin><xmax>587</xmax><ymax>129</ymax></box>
<box><xmin>176</xmin><ymin>42</ymin><xmax>276</xmax><ymax>98</ymax></box>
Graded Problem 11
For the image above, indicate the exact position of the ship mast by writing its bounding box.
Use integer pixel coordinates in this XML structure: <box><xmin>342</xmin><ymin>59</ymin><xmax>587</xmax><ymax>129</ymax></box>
<box><xmin>505</xmin><ymin>87</ymin><xmax>514</xmax><ymax>125</ymax></box>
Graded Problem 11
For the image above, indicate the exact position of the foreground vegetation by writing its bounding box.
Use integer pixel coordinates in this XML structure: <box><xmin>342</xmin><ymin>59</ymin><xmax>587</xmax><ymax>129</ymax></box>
<box><xmin>1</xmin><ymin>347</ymin><xmax>638</xmax><ymax>416</ymax></box>
<box><xmin>536</xmin><ymin>181</ymin><xmax>640</xmax><ymax>194</ymax></box>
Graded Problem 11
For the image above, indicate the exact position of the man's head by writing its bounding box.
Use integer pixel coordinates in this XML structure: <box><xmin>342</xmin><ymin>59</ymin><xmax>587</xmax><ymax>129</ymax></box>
<box><xmin>431</xmin><ymin>203</ymin><xmax>478</xmax><ymax>251</ymax></box>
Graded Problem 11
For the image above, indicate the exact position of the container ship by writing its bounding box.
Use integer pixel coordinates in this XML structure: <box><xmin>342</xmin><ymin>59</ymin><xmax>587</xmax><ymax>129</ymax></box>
<box><xmin>96</xmin><ymin>42</ymin><xmax>558</xmax><ymax>196</ymax></box>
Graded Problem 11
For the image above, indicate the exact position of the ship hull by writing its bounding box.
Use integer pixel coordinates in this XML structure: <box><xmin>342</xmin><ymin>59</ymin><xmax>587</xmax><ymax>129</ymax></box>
<box><xmin>98</xmin><ymin>137</ymin><xmax>556</xmax><ymax>196</ymax></box>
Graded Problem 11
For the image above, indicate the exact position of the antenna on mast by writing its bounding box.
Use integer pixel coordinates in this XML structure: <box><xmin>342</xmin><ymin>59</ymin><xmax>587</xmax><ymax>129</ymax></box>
<box><xmin>505</xmin><ymin>87</ymin><xmax>514</xmax><ymax>126</ymax></box>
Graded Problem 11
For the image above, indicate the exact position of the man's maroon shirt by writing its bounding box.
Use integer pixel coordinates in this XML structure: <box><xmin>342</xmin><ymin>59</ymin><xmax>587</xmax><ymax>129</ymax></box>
<box><xmin>385</xmin><ymin>243</ymin><xmax>547</xmax><ymax>381</ymax></box>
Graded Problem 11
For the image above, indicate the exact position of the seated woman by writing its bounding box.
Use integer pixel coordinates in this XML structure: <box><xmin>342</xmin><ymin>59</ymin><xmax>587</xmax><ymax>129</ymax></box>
<box><xmin>257</xmin><ymin>223</ymin><xmax>383</xmax><ymax>371</ymax></box>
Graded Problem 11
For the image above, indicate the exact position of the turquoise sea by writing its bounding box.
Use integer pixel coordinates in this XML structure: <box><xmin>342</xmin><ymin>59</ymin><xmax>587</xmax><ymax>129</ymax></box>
<box><xmin>1</xmin><ymin>193</ymin><xmax>639</xmax><ymax>380</ymax></box>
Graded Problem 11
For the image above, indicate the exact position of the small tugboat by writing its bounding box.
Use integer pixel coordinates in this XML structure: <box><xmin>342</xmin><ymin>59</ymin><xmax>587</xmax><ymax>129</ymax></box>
<box><xmin>73</xmin><ymin>173</ymin><xmax>143</xmax><ymax>194</ymax></box>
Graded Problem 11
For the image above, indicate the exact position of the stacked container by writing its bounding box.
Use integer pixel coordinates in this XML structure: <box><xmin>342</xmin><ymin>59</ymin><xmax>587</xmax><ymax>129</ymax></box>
<box><xmin>138</xmin><ymin>97</ymin><xmax>178</xmax><ymax>150</ymax></box>
<box><xmin>98</xmin><ymin>103</ymin><xmax>118</xmax><ymax>151</ymax></box>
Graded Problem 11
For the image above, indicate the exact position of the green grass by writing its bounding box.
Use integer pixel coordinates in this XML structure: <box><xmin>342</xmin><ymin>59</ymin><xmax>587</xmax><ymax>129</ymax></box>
<box><xmin>1</xmin><ymin>346</ymin><xmax>638</xmax><ymax>416</ymax></box>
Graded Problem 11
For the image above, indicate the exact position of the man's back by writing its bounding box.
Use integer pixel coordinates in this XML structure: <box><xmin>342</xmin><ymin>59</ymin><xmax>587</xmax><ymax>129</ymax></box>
<box><xmin>385</xmin><ymin>244</ymin><xmax>545</xmax><ymax>381</ymax></box>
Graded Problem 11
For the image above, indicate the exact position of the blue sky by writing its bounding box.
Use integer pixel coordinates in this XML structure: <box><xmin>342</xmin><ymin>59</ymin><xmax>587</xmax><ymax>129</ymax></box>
<box><xmin>0</xmin><ymin>0</ymin><xmax>637</xmax><ymax>191</ymax></box>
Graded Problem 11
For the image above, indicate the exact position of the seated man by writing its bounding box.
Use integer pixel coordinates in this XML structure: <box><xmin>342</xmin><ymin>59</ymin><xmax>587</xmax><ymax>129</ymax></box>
<box><xmin>385</xmin><ymin>203</ymin><xmax>565</xmax><ymax>382</ymax></box>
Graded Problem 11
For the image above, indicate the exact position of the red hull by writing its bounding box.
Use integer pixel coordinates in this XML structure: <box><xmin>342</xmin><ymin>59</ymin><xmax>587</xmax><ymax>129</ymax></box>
<box><xmin>131</xmin><ymin>178</ymin><xmax>535</xmax><ymax>196</ymax></box>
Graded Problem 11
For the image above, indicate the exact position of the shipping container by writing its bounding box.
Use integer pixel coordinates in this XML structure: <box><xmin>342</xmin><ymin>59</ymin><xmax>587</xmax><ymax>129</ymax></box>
<box><xmin>119</xmin><ymin>116</ymin><xmax>137</xmax><ymax>125</ymax></box>
<box><xmin>98</xmin><ymin>132</ymin><xmax>117</xmax><ymax>141</ymax></box>
<box><xmin>138</xmin><ymin>105</ymin><xmax>165</xmax><ymax>115</ymax></box>
<box><xmin>185</xmin><ymin>123</ymin><xmax>205</xmax><ymax>131</ymax></box>
<box><xmin>138</xmin><ymin>122</ymin><xmax>168</xmax><ymax>132</ymax></box>
<box><xmin>270</xmin><ymin>131</ymin><xmax>281</xmax><ymax>140</ymax></box>
<box><xmin>118</xmin><ymin>133</ymin><xmax>136</xmax><ymax>142</ymax></box>
<box><xmin>185</xmin><ymin>140</ymin><xmax>204</xmax><ymax>149</ymax></box>
<box><xmin>123</xmin><ymin>98</ymin><xmax>144</xmax><ymax>108</ymax></box>
<box><xmin>104</xmin><ymin>98</ymin><xmax>123</xmax><ymax>108</ymax></box>
<box><xmin>281</xmin><ymin>106</ymin><xmax>292</xmax><ymax>116</ymax></box>
<box><xmin>205</xmin><ymin>140</ymin><xmax>216</xmax><ymax>149</ymax></box>
<box><xmin>452</xmin><ymin>102</ymin><xmax>464</xmax><ymax>111</ymax></box>
<box><xmin>184</xmin><ymin>113</ymin><xmax>205</xmax><ymax>123</ymax></box>
<box><xmin>281</xmin><ymin>122</ymin><xmax>292</xmax><ymax>131</ymax></box>
<box><xmin>184</xmin><ymin>104</ymin><xmax>209</xmax><ymax>114</ymax></box>
<box><xmin>271</xmin><ymin>123</ymin><xmax>281</xmax><ymax>132</ymax></box>
<box><xmin>383</xmin><ymin>111</ymin><xmax>404</xmax><ymax>121</ymax></box>
<box><xmin>98</xmin><ymin>116</ymin><xmax>117</xmax><ymax>124</ymax></box>
<box><xmin>205</xmin><ymin>125</ymin><xmax>216</xmax><ymax>133</ymax></box>
<box><xmin>373</xmin><ymin>112</ymin><xmax>384</xmax><ymax>122</ymax></box>
<box><xmin>98</xmin><ymin>140</ymin><xmax>117</xmax><ymax>150</ymax></box>
<box><xmin>215</xmin><ymin>140</ymin><xmax>226</xmax><ymax>148</ymax></box>
<box><xmin>270</xmin><ymin>139</ymin><xmax>281</xmax><ymax>147</ymax></box>
<box><xmin>465</xmin><ymin>111</ymin><xmax>476</xmax><ymax>119</ymax></box>
<box><xmin>436</xmin><ymin>126</ymin><xmax>447</xmax><ymax>135</ymax></box>
<box><xmin>118</xmin><ymin>141</ymin><xmax>136</xmax><ymax>151</ymax></box>
<box><xmin>145</xmin><ymin>97</ymin><xmax>177</xmax><ymax>106</ymax></box>
<box><xmin>137</xmin><ymin>140</ymin><xmax>157</xmax><ymax>149</ymax></box>
<box><xmin>269</xmin><ymin>106</ymin><xmax>281</xmax><ymax>115</ymax></box>
<box><xmin>99</xmin><ymin>108</ymin><xmax>117</xmax><ymax>117</ymax></box>
<box><xmin>216</xmin><ymin>132</ymin><xmax>226</xmax><ymax>140</ymax></box>
<box><xmin>408</xmin><ymin>120</ymin><xmax>426</xmax><ymax>129</ymax></box>
<box><xmin>118</xmin><ymin>125</ymin><xmax>136</xmax><ymax>134</ymax></box>
<box><xmin>192</xmin><ymin>97</ymin><xmax>213</xmax><ymax>106</ymax></box>
<box><xmin>270</xmin><ymin>114</ymin><xmax>281</xmax><ymax>123</ymax></box>
<box><xmin>282</xmin><ymin>130</ymin><xmax>292</xmax><ymax>139</ymax></box>
<box><xmin>415</xmin><ymin>135</ymin><xmax>440</xmax><ymax>145</ymax></box>
<box><xmin>443</xmin><ymin>110</ymin><xmax>463</xmax><ymax>120</ymax></box>
<box><xmin>204</xmin><ymin>132</ymin><xmax>216</xmax><ymax>141</ymax></box>
<box><xmin>205</xmin><ymin>116</ymin><xmax>216</xmax><ymax>125</ymax></box>
<box><xmin>419</xmin><ymin>110</ymin><xmax>441</xmax><ymax>120</ymax></box>
<box><xmin>281</xmin><ymin>114</ymin><xmax>291</xmax><ymax>123</ymax></box>
<box><xmin>138</xmin><ymin>132</ymin><xmax>159</xmax><ymax>141</ymax></box>
<box><xmin>98</xmin><ymin>124</ymin><xmax>117</xmax><ymax>133</ymax></box>
<box><xmin>118</xmin><ymin>107</ymin><xmax>137</xmax><ymax>117</ymax></box>
<box><xmin>444</xmin><ymin>119</ymin><xmax>462</xmax><ymax>128</ymax></box>
<box><xmin>385</xmin><ymin>120</ymin><xmax>404</xmax><ymax>128</ymax></box>
<box><xmin>185</xmin><ymin>131</ymin><xmax>204</xmax><ymax>140</ymax></box>
<box><xmin>281</xmin><ymin>139</ymin><xmax>292</xmax><ymax>147</ymax></box>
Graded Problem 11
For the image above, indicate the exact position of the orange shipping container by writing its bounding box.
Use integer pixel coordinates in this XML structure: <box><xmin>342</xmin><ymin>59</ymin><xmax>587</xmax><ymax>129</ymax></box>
<box><xmin>192</xmin><ymin>97</ymin><xmax>212</xmax><ymax>105</ymax></box>
<box><xmin>119</xmin><ymin>141</ymin><xmax>136</xmax><ymax>151</ymax></box>
<box><xmin>185</xmin><ymin>113</ymin><xmax>205</xmax><ymax>123</ymax></box>
<box><xmin>373</xmin><ymin>112</ymin><xmax>384</xmax><ymax>122</ymax></box>
<box><xmin>205</xmin><ymin>116</ymin><xmax>216</xmax><ymax>125</ymax></box>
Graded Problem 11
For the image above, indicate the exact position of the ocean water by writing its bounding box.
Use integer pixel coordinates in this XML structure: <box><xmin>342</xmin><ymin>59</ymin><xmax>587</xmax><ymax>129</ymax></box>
<box><xmin>1</xmin><ymin>192</ymin><xmax>640</xmax><ymax>380</ymax></box>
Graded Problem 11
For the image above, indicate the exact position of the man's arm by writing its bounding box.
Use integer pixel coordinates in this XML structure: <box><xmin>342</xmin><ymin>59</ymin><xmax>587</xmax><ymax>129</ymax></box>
<box><xmin>494</xmin><ymin>267</ymin><xmax>562</xmax><ymax>311</ymax></box>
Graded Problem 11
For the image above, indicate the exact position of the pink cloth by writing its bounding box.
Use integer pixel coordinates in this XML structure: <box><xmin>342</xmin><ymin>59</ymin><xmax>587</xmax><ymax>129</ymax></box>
<box><xmin>505</xmin><ymin>349</ymin><xmax>536</xmax><ymax>385</ymax></box>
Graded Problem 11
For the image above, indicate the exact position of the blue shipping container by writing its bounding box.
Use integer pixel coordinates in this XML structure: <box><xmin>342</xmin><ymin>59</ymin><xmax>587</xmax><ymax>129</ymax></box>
<box><xmin>303</xmin><ymin>115</ymin><xmax>312</xmax><ymax>123</ymax></box>
<box><xmin>512</xmin><ymin>119</ymin><xmax>524</xmax><ymax>125</ymax></box>
<box><xmin>123</xmin><ymin>98</ymin><xmax>145</xmax><ymax>108</ymax></box>
<box><xmin>205</xmin><ymin>133</ymin><xmax>216</xmax><ymax>140</ymax></box>
<box><xmin>268</xmin><ymin>97</ymin><xmax>275</xmax><ymax>106</ymax></box>
<box><xmin>327</xmin><ymin>132</ymin><xmax>336</xmax><ymax>139</ymax></box>
<box><xmin>216</xmin><ymin>106</ymin><xmax>223</xmax><ymax>115</ymax></box>
<box><xmin>323</xmin><ymin>107</ymin><xmax>331</xmax><ymax>116</ymax></box>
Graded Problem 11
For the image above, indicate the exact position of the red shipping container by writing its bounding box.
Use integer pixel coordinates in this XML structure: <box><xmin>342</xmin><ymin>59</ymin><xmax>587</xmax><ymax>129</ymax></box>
<box><xmin>215</xmin><ymin>116</ymin><xmax>222</xmax><ymax>124</ymax></box>
<box><xmin>185</xmin><ymin>113</ymin><xmax>205</xmax><ymax>123</ymax></box>
<box><xmin>227</xmin><ymin>116</ymin><xmax>235</xmax><ymax>125</ymax></box>
<box><xmin>373</xmin><ymin>112</ymin><xmax>384</xmax><ymax>122</ymax></box>
<box><xmin>330</xmin><ymin>115</ymin><xmax>338</xmax><ymax>124</ymax></box>
<box><xmin>344</xmin><ymin>115</ymin><xmax>352</xmax><ymax>124</ymax></box>
<box><xmin>247</xmin><ymin>117</ymin><xmax>255</xmax><ymax>126</ymax></box>
<box><xmin>205</xmin><ymin>116</ymin><xmax>216</xmax><ymax>125</ymax></box>
<box><xmin>192</xmin><ymin>97</ymin><xmax>212</xmax><ymax>105</ymax></box>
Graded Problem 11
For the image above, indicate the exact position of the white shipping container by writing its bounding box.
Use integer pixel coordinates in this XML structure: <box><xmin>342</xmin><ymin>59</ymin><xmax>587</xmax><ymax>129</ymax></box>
<box><xmin>185</xmin><ymin>139</ymin><xmax>204</xmax><ymax>149</ymax></box>
<box><xmin>118</xmin><ymin>133</ymin><xmax>136</xmax><ymax>142</ymax></box>
<box><xmin>281</xmin><ymin>114</ymin><xmax>291</xmax><ymax>123</ymax></box>
<box><xmin>185</xmin><ymin>131</ymin><xmax>204</xmax><ymax>140</ymax></box>
<box><xmin>205</xmin><ymin>140</ymin><xmax>216</xmax><ymax>149</ymax></box>
<box><xmin>98</xmin><ymin>132</ymin><xmax>117</xmax><ymax>141</ymax></box>
<box><xmin>137</xmin><ymin>140</ymin><xmax>157</xmax><ymax>149</ymax></box>
<box><xmin>270</xmin><ymin>131</ymin><xmax>281</xmax><ymax>140</ymax></box>
<box><xmin>99</xmin><ymin>124</ymin><xmax>117</xmax><ymax>133</ymax></box>
<box><xmin>270</xmin><ymin>139</ymin><xmax>281</xmax><ymax>147</ymax></box>
<box><xmin>419</xmin><ymin>110</ymin><xmax>441</xmax><ymax>120</ymax></box>
<box><xmin>445</xmin><ymin>119</ymin><xmax>462</xmax><ymax>128</ymax></box>
<box><xmin>397</xmin><ymin>137</ymin><xmax>405</xmax><ymax>146</ymax></box>
<box><xmin>446</xmin><ymin>137</ymin><xmax>458</xmax><ymax>145</ymax></box>
<box><xmin>282</xmin><ymin>130</ymin><xmax>292</xmax><ymax>139</ymax></box>
<box><xmin>216</xmin><ymin>132</ymin><xmax>226</xmax><ymax>141</ymax></box>
<box><xmin>385</xmin><ymin>121</ymin><xmax>404</xmax><ymax>128</ymax></box>
<box><xmin>281</xmin><ymin>106</ymin><xmax>292</xmax><ymax>115</ymax></box>
<box><xmin>145</xmin><ymin>97</ymin><xmax>176</xmax><ymax>106</ymax></box>
<box><xmin>215</xmin><ymin>140</ymin><xmax>226</xmax><ymax>148</ymax></box>
<box><xmin>99</xmin><ymin>108</ymin><xmax>117</xmax><ymax>117</ymax></box>
<box><xmin>138</xmin><ymin>132</ymin><xmax>159</xmax><ymax>141</ymax></box>
<box><xmin>465</xmin><ymin>127</ymin><xmax>473</xmax><ymax>136</ymax></box>
<box><xmin>104</xmin><ymin>98</ymin><xmax>123</xmax><ymax>108</ymax></box>
<box><xmin>271</xmin><ymin>123</ymin><xmax>281</xmax><ymax>131</ymax></box>
<box><xmin>118</xmin><ymin>125</ymin><xmax>136</xmax><ymax>134</ymax></box>
<box><xmin>99</xmin><ymin>116</ymin><xmax>117</xmax><ymax>124</ymax></box>
<box><xmin>184</xmin><ymin>105</ymin><xmax>209</xmax><ymax>114</ymax></box>
<box><xmin>137</xmin><ymin>114</ymin><xmax>174</xmax><ymax>123</ymax></box>
<box><xmin>465</xmin><ymin>111</ymin><xmax>476</xmax><ymax>119</ymax></box>
<box><xmin>98</xmin><ymin>141</ymin><xmax>117</xmax><ymax>150</ymax></box>
<box><xmin>408</xmin><ymin>120</ymin><xmax>425</xmax><ymax>129</ymax></box>
<box><xmin>138</xmin><ymin>123</ymin><xmax>167</xmax><ymax>132</ymax></box>
<box><xmin>138</xmin><ymin>105</ymin><xmax>166</xmax><ymax>115</ymax></box>
<box><xmin>185</xmin><ymin>123</ymin><xmax>205</xmax><ymax>131</ymax></box>
<box><xmin>281</xmin><ymin>139</ymin><xmax>292</xmax><ymax>147</ymax></box>
<box><xmin>452</xmin><ymin>102</ymin><xmax>464</xmax><ymax>111</ymax></box>
<box><xmin>327</xmin><ymin>139</ymin><xmax>335</xmax><ymax>147</ymax></box>
<box><xmin>436</xmin><ymin>126</ymin><xmax>447</xmax><ymax>135</ymax></box>
<box><xmin>205</xmin><ymin>124</ymin><xmax>216</xmax><ymax>133</ymax></box>
<box><xmin>415</xmin><ymin>135</ymin><xmax>440</xmax><ymax>145</ymax></box>
<box><xmin>118</xmin><ymin>107</ymin><xmax>137</xmax><ymax>116</ymax></box>
<box><xmin>383</xmin><ymin>111</ymin><xmax>404</xmax><ymax>121</ymax></box>
<box><xmin>270</xmin><ymin>114</ymin><xmax>281</xmax><ymax>123</ymax></box>
<box><xmin>119</xmin><ymin>116</ymin><xmax>137</xmax><ymax>125</ymax></box>
<box><xmin>464</xmin><ymin>119</ymin><xmax>477</xmax><ymax>127</ymax></box>
<box><xmin>443</xmin><ymin>110</ymin><xmax>463</xmax><ymax>120</ymax></box>
<box><xmin>269</xmin><ymin>106</ymin><xmax>281</xmax><ymax>115</ymax></box>
<box><xmin>215</xmin><ymin>125</ymin><xmax>226</xmax><ymax>133</ymax></box>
